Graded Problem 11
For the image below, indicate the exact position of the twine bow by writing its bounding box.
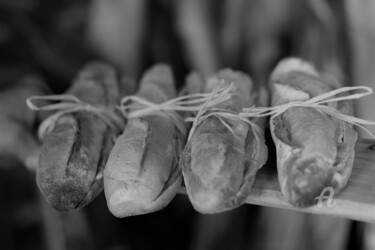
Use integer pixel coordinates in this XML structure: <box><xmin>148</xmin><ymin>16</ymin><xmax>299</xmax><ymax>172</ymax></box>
<box><xmin>26</xmin><ymin>94</ymin><xmax>124</xmax><ymax>139</ymax></box>
<box><xmin>185</xmin><ymin>84</ymin><xmax>263</xmax><ymax>142</ymax></box>
<box><xmin>118</xmin><ymin>84</ymin><xmax>233</xmax><ymax>135</ymax></box>
<box><xmin>240</xmin><ymin>86</ymin><xmax>375</xmax><ymax>139</ymax></box>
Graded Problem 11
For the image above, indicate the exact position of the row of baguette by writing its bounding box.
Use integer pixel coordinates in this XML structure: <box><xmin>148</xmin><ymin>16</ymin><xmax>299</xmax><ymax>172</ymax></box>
<box><xmin>30</xmin><ymin>58</ymin><xmax>360</xmax><ymax>217</ymax></box>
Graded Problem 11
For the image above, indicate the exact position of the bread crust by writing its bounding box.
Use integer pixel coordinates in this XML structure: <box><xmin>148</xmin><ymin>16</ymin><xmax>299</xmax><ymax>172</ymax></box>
<box><xmin>104</xmin><ymin>64</ymin><xmax>184</xmax><ymax>217</ymax></box>
<box><xmin>181</xmin><ymin>69</ymin><xmax>268</xmax><ymax>213</ymax></box>
<box><xmin>270</xmin><ymin>58</ymin><xmax>357</xmax><ymax>207</ymax></box>
<box><xmin>37</xmin><ymin>62</ymin><xmax>120</xmax><ymax>211</ymax></box>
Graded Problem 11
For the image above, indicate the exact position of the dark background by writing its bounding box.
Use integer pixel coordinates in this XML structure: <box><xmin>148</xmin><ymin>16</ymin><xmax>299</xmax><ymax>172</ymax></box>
<box><xmin>0</xmin><ymin>0</ymin><xmax>372</xmax><ymax>249</ymax></box>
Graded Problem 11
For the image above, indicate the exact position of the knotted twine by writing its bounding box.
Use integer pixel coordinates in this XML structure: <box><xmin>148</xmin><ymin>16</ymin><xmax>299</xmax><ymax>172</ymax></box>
<box><xmin>26</xmin><ymin>83</ymin><xmax>234</xmax><ymax>140</ymax></box>
<box><xmin>117</xmin><ymin>82</ymin><xmax>262</xmax><ymax>142</ymax></box>
<box><xmin>184</xmin><ymin>84</ymin><xmax>263</xmax><ymax>142</ymax></box>
<box><xmin>26</xmin><ymin>94</ymin><xmax>124</xmax><ymax>139</ymax></box>
<box><xmin>239</xmin><ymin>86</ymin><xmax>375</xmax><ymax>139</ymax></box>
<box><xmin>118</xmin><ymin>83</ymin><xmax>233</xmax><ymax>136</ymax></box>
<box><xmin>115</xmin><ymin>85</ymin><xmax>375</xmax><ymax>142</ymax></box>
<box><xmin>27</xmin><ymin>85</ymin><xmax>375</xmax><ymax>142</ymax></box>
<box><xmin>184</xmin><ymin>86</ymin><xmax>375</xmax><ymax>143</ymax></box>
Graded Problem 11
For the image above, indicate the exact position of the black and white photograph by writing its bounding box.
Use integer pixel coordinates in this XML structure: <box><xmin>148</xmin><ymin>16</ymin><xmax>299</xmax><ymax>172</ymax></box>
<box><xmin>1</xmin><ymin>0</ymin><xmax>375</xmax><ymax>249</ymax></box>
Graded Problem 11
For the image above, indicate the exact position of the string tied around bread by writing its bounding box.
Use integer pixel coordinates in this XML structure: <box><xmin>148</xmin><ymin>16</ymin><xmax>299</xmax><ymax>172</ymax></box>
<box><xmin>118</xmin><ymin>83</ymin><xmax>233</xmax><ymax>135</ymax></box>
<box><xmin>240</xmin><ymin>86</ymin><xmax>375</xmax><ymax>139</ymax></box>
<box><xmin>185</xmin><ymin>83</ymin><xmax>263</xmax><ymax>142</ymax></box>
<box><xmin>26</xmin><ymin>94</ymin><xmax>124</xmax><ymax>139</ymax></box>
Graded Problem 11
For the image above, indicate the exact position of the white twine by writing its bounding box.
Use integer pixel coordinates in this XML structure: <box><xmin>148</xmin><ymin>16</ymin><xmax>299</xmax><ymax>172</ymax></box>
<box><xmin>240</xmin><ymin>86</ymin><xmax>375</xmax><ymax>139</ymax></box>
<box><xmin>185</xmin><ymin>83</ymin><xmax>263</xmax><ymax>142</ymax></box>
<box><xmin>26</xmin><ymin>94</ymin><xmax>124</xmax><ymax>139</ymax></box>
<box><xmin>185</xmin><ymin>110</ymin><xmax>263</xmax><ymax>143</ymax></box>
<box><xmin>27</xmin><ymin>85</ymin><xmax>375</xmax><ymax>143</ymax></box>
<box><xmin>118</xmin><ymin>84</ymin><xmax>233</xmax><ymax>136</ymax></box>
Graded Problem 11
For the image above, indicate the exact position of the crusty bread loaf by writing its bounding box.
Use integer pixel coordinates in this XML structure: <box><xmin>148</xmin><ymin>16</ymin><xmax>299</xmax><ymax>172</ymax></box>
<box><xmin>104</xmin><ymin>64</ymin><xmax>183</xmax><ymax>217</ymax></box>
<box><xmin>270</xmin><ymin>58</ymin><xmax>357</xmax><ymax>207</ymax></box>
<box><xmin>180</xmin><ymin>69</ymin><xmax>268</xmax><ymax>213</ymax></box>
<box><xmin>37</xmin><ymin>62</ymin><xmax>121</xmax><ymax>211</ymax></box>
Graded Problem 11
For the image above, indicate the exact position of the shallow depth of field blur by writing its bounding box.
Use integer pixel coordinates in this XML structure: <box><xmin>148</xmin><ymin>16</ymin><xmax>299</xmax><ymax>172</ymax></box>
<box><xmin>1</xmin><ymin>0</ymin><xmax>375</xmax><ymax>250</ymax></box>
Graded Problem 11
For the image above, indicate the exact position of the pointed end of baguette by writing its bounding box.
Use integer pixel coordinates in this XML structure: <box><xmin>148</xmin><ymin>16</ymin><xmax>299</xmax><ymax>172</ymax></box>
<box><xmin>105</xmin><ymin>173</ymin><xmax>181</xmax><ymax>218</ymax></box>
<box><xmin>271</xmin><ymin>58</ymin><xmax>319</xmax><ymax>82</ymax></box>
<box><xmin>77</xmin><ymin>62</ymin><xmax>117</xmax><ymax>87</ymax></box>
<box><xmin>140</xmin><ymin>64</ymin><xmax>176</xmax><ymax>99</ymax></box>
<box><xmin>105</xmin><ymin>184</ymin><xmax>155</xmax><ymax>217</ymax></box>
<box><xmin>185</xmin><ymin>71</ymin><xmax>205</xmax><ymax>95</ymax></box>
<box><xmin>189</xmin><ymin>188</ymin><xmax>224</xmax><ymax>214</ymax></box>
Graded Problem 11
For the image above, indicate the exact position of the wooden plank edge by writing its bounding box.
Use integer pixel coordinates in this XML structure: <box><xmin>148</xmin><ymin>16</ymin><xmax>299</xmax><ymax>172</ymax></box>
<box><xmin>179</xmin><ymin>139</ymin><xmax>375</xmax><ymax>222</ymax></box>
<box><xmin>178</xmin><ymin>187</ymin><xmax>375</xmax><ymax>222</ymax></box>
<box><xmin>245</xmin><ymin>187</ymin><xmax>375</xmax><ymax>223</ymax></box>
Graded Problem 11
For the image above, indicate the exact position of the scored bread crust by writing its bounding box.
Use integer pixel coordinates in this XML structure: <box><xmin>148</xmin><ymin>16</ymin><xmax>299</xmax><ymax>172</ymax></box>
<box><xmin>180</xmin><ymin>69</ymin><xmax>268</xmax><ymax>214</ymax></box>
<box><xmin>103</xmin><ymin>64</ymin><xmax>184</xmax><ymax>217</ymax></box>
<box><xmin>37</xmin><ymin>62</ymin><xmax>121</xmax><ymax>211</ymax></box>
<box><xmin>270</xmin><ymin>58</ymin><xmax>357</xmax><ymax>207</ymax></box>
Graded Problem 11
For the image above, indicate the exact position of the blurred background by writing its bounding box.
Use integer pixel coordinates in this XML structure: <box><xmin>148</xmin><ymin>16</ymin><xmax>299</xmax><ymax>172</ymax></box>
<box><xmin>1</xmin><ymin>0</ymin><xmax>375</xmax><ymax>249</ymax></box>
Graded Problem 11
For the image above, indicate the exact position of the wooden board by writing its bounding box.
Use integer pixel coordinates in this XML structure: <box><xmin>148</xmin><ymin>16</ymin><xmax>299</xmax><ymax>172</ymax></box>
<box><xmin>3</xmin><ymin>139</ymin><xmax>375</xmax><ymax>222</ymax></box>
<box><xmin>244</xmin><ymin>139</ymin><xmax>375</xmax><ymax>222</ymax></box>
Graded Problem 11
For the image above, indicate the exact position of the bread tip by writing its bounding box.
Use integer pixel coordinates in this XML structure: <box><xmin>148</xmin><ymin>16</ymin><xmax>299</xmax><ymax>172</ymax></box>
<box><xmin>189</xmin><ymin>190</ymin><xmax>223</xmax><ymax>214</ymax></box>
<box><xmin>38</xmin><ymin>182</ymin><xmax>87</xmax><ymax>212</ymax></box>
<box><xmin>141</xmin><ymin>63</ymin><xmax>174</xmax><ymax>84</ymax></box>
<box><xmin>78</xmin><ymin>61</ymin><xmax>116</xmax><ymax>79</ymax></box>
<box><xmin>271</xmin><ymin>57</ymin><xmax>319</xmax><ymax>82</ymax></box>
<box><xmin>286</xmin><ymin>159</ymin><xmax>333</xmax><ymax>207</ymax></box>
<box><xmin>140</xmin><ymin>63</ymin><xmax>175</xmax><ymax>98</ymax></box>
<box><xmin>106</xmin><ymin>188</ymin><xmax>153</xmax><ymax>218</ymax></box>
<box><xmin>186</xmin><ymin>179</ymin><xmax>236</xmax><ymax>214</ymax></box>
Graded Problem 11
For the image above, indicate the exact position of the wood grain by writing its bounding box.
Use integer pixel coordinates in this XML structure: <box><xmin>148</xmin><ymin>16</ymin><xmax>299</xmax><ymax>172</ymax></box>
<box><xmin>245</xmin><ymin>139</ymin><xmax>375</xmax><ymax>222</ymax></box>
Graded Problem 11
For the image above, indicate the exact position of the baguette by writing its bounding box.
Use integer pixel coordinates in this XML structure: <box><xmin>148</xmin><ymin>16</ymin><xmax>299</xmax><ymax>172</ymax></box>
<box><xmin>269</xmin><ymin>58</ymin><xmax>358</xmax><ymax>207</ymax></box>
<box><xmin>180</xmin><ymin>69</ymin><xmax>268</xmax><ymax>213</ymax></box>
<box><xmin>37</xmin><ymin>62</ymin><xmax>122</xmax><ymax>211</ymax></box>
<box><xmin>104</xmin><ymin>64</ymin><xmax>183</xmax><ymax>217</ymax></box>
